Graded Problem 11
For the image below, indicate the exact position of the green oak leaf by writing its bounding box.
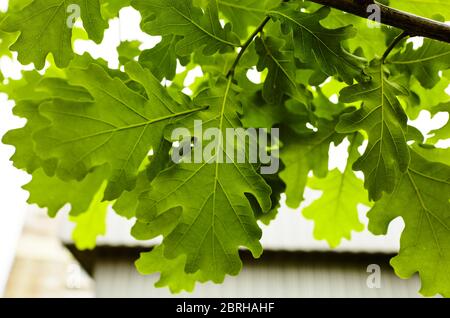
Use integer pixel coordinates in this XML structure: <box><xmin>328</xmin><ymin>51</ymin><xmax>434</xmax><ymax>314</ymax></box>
<box><xmin>412</xmin><ymin>144</ymin><xmax>450</xmax><ymax>166</ymax></box>
<box><xmin>137</xmin><ymin>78</ymin><xmax>272</xmax><ymax>282</ymax></box>
<box><xmin>133</xmin><ymin>208</ymin><xmax>202</xmax><ymax>293</ymax></box>
<box><xmin>193</xmin><ymin>49</ymin><xmax>237</xmax><ymax>77</ymax></box>
<box><xmin>255</xmin><ymin>36</ymin><xmax>311</xmax><ymax>105</ymax></box>
<box><xmin>2</xmin><ymin>0</ymin><xmax>450</xmax><ymax>297</ymax></box>
<box><xmin>100</xmin><ymin>0</ymin><xmax>131</xmax><ymax>19</ymax></box>
<box><xmin>139</xmin><ymin>35</ymin><xmax>184</xmax><ymax>81</ymax></box>
<box><xmin>240</xmin><ymin>91</ymin><xmax>284</xmax><ymax>129</ymax></box>
<box><xmin>250</xmin><ymin>173</ymin><xmax>285</xmax><ymax>225</ymax></box>
<box><xmin>279</xmin><ymin>134</ymin><xmax>312</xmax><ymax>209</ymax></box>
<box><xmin>0</xmin><ymin>13</ymin><xmax>18</xmax><ymax>57</ymax></box>
<box><xmin>0</xmin><ymin>70</ymin><xmax>52</xmax><ymax>101</ymax></box>
<box><xmin>131</xmin><ymin>206</ymin><xmax>181</xmax><ymax>242</ymax></box>
<box><xmin>368</xmin><ymin>150</ymin><xmax>450</xmax><ymax>297</ymax></box>
<box><xmin>36</xmin><ymin>78</ymin><xmax>94</xmax><ymax>102</ymax></box>
<box><xmin>136</xmin><ymin>245</ymin><xmax>206</xmax><ymax>293</ymax></box>
<box><xmin>2</xmin><ymin>78</ymin><xmax>91</xmax><ymax>174</ymax></box>
<box><xmin>270</xmin><ymin>4</ymin><xmax>367</xmax><ymax>84</ymax></box>
<box><xmin>113</xmin><ymin>141</ymin><xmax>172</xmax><ymax>219</ymax></box>
<box><xmin>24</xmin><ymin>166</ymin><xmax>107</xmax><ymax>217</ymax></box>
<box><xmin>34</xmin><ymin>62</ymin><xmax>205</xmax><ymax>200</ymax></box>
<box><xmin>389</xmin><ymin>0</ymin><xmax>450</xmax><ymax>20</ymax></box>
<box><xmin>337</xmin><ymin>59</ymin><xmax>410</xmax><ymax>201</ymax></box>
<box><xmin>406</xmin><ymin>125</ymin><xmax>425</xmax><ymax>144</ymax></box>
<box><xmin>0</xmin><ymin>0</ymin><xmax>107</xmax><ymax>69</ymax></box>
<box><xmin>2</xmin><ymin>100</ymin><xmax>55</xmax><ymax>174</ymax></box>
<box><xmin>238</xmin><ymin>77</ymin><xmax>312</xmax><ymax>134</ymax></box>
<box><xmin>132</xmin><ymin>0</ymin><xmax>240</xmax><ymax>56</ymax></box>
<box><xmin>117</xmin><ymin>41</ymin><xmax>141</xmax><ymax>66</ymax></box>
<box><xmin>70</xmin><ymin>182</ymin><xmax>110</xmax><ymax>250</ymax></box>
<box><xmin>401</xmin><ymin>72</ymin><xmax>450</xmax><ymax>120</ymax></box>
<box><xmin>322</xmin><ymin>8</ymin><xmax>388</xmax><ymax>59</ymax></box>
<box><xmin>112</xmin><ymin>169</ymin><xmax>148</xmax><ymax>219</ymax></box>
<box><xmin>217</xmin><ymin>0</ymin><xmax>281</xmax><ymax>38</ymax></box>
<box><xmin>312</xmin><ymin>87</ymin><xmax>345</xmax><ymax>121</ymax></box>
<box><xmin>294</xmin><ymin>64</ymin><xmax>328</xmax><ymax>87</ymax></box>
<box><xmin>429</xmin><ymin>102</ymin><xmax>450</xmax><ymax>143</ymax></box>
<box><xmin>303</xmin><ymin>133</ymin><xmax>369</xmax><ymax>248</ymax></box>
<box><xmin>389</xmin><ymin>39</ymin><xmax>450</xmax><ymax>89</ymax></box>
<box><xmin>280</xmin><ymin>119</ymin><xmax>345</xmax><ymax>209</ymax></box>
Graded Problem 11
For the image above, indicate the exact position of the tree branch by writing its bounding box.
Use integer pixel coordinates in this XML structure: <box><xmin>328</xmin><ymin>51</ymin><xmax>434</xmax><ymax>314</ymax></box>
<box><xmin>307</xmin><ymin>0</ymin><xmax>450</xmax><ymax>44</ymax></box>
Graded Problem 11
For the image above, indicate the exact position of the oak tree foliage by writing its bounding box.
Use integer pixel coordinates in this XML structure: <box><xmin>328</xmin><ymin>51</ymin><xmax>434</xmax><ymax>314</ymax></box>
<box><xmin>1</xmin><ymin>0</ymin><xmax>450</xmax><ymax>296</ymax></box>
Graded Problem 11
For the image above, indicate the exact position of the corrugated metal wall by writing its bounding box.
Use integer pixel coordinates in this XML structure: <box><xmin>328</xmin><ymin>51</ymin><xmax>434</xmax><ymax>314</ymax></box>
<box><xmin>93</xmin><ymin>251</ymin><xmax>422</xmax><ymax>298</ymax></box>
<box><xmin>60</xmin><ymin>206</ymin><xmax>403</xmax><ymax>253</ymax></box>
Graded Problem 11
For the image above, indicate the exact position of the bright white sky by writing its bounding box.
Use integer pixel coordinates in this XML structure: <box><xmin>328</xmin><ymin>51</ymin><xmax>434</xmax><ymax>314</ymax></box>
<box><xmin>0</xmin><ymin>0</ymin><xmax>449</xmax><ymax>296</ymax></box>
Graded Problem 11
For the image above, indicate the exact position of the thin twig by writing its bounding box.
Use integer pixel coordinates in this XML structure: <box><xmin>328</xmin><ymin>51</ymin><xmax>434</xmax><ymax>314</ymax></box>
<box><xmin>226</xmin><ymin>16</ymin><xmax>271</xmax><ymax>78</ymax></box>
<box><xmin>382</xmin><ymin>31</ymin><xmax>409</xmax><ymax>63</ymax></box>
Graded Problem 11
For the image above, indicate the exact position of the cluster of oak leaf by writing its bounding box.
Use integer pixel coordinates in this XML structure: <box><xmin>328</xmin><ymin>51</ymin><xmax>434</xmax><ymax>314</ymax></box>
<box><xmin>0</xmin><ymin>0</ymin><xmax>449</xmax><ymax>296</ymax></box>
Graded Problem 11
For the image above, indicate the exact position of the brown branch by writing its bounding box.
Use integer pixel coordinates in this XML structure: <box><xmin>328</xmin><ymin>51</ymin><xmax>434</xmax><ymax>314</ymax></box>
<box><xmin>307</xmin><ymin>0</ymin><xmax>450</xmax><ymax>44</ymax></box>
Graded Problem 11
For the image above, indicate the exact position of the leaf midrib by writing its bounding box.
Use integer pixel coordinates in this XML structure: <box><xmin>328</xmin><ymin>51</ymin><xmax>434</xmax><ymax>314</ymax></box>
<box><xmin>270</xmin><ymin>10</ymin><xmax>357</xmax><ymax>70</ymax></box>
<box><xmin>390</xmin><ymin>51</ymin><xmax>450</xmax><ymax>65</ymax></box>
<box><xmin>53</xmin><ymin>106</ymin><xmax>206</xmax><ymax>147</ymax></box>
<box><xmin>162</xmin><ymin>4</ymin><xmax>239</xmax><ymax>48</ymax></box>
<box><xmin>406</xmin><ymin>171</ymin><xmax>450</xmax><ymax>258</ymax></box>
<box><xmin>210</xmin><ymin>77</ymin><xmax>233</xmax><ymax>265</ymax></box>
<box><xmin>260</xmin><ymin>37</ymin><xmax>297</xmax><ymax>88</ymax></box>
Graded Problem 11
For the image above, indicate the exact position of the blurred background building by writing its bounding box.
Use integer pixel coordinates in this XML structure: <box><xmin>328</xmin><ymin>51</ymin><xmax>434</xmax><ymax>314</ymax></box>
<box><xmin>61</xmin><ymin>209</ymin><xmax>422</xmax><ymax>298</ymax></box>
<box><xmin>3</xmin><ymin>209</ymin><xmax>93</xmax><ymax>298</ymax></box>
<box><xmin>2</xmin><ymin>203</ymin><xmax>423</xmax><ymax>298</ymax></box>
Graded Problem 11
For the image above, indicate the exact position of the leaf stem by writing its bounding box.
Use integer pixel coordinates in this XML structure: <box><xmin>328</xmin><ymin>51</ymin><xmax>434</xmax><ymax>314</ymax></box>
<box><xmin>226</xmin><ymin>16</ymin><xmax>271</xmax><ymax>78</ymax></box>
<box><xmin>381</xmin><ymin>31</ymin><xmax>409</xmax><ymax>63</ymax></box>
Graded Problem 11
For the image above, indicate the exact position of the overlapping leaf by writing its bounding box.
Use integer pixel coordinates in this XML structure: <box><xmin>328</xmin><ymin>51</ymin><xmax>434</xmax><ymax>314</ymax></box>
<box><xmin>70</xmin><ymin>182</ymin><xmax>110</xmax><ymax>250</ymax></box>
<box><xmin>0</xmin><ymin>0</ymin><xmax>107</xmax><ymax>68</ymax></box>
<box><xmin>133</xmin><ymin>207</ymin><xmax>204</xmax><ymax>293</ymax></box>
<box><xmin>136</xmin><ymin>245</ymin><xmax>205</xmax><ymax>293</ymax></box>
<box><xmin>303</xmin><ymin>134</ymin><xmax>369</xmax><ymax>247</ymax></box>
<box><xmin>401</xmin><ymin>72</ymin><xmax>450</xmax><ymax>119</ymax></box>
<box><xmin>34</xmin><ymin>62</ymin><xmax>205</xmax><ymax>200</ymax></box>
<box><xmin>429</xmin><ymin>102</ymin><xmax>450</xmax><ymax>143</ymax></box>
<box><xmin>322</xmin><ymin>8</ymin><xmax>388</xmax><ymax>59</ymax></box>
<box><xmin>368</xmin><ymin>150</ymin><xmax>450</xmax><ymax>297</ymax></box>
<box><xmin>117</xmin><ymin>40</ymin><xmax>141</xmax><ymax>66</ymax></box>
<box><xmin>139</xmin><ymin>35</ymin><xmax>184</xmax><ymax>81</ymax></box>
<box><xmin>0</xmin><ymin>12</ymin><xmax>18</xmax><ymax>57</ymax></box>
<box><xmin>217</xmin><ymin>0</ymin><xmax>281</xmax><ymax>38</ymax></box>
<box><xmin>100</xmin><ymin>0</ymin><xmax>131</xmax><ymax>19</ymax></box>
<box><xmin>270</xmin><ymin>4</ymin><xmax>367</xmax><ymax>84</ymax></box>
<box><xmin>255</xmin><ymin>36</ymin><xmax>311</xmax><ymax>105</ymax></box>
<box><xmin>280</xmin><ymin>118</ymin><xmax>345</xmax><ymax>209</ymax></box>
<box><xmin>389</xmin><ymin>0</ymin><xmax>450</xmax><ymax>20</ymax></box>
<box><xmin>2</xmin><ymin>100</ymin><xmax>55</xmax><ymax>174</ymax></box>
<box><xmin>136</xmin><ymin>78</ymin><xmax>272</xmax><ymax>282</ymax></box>
<box><xmin>413</xmin><ymin>144</ymin><xmax>450</xmax><ymax>166</ymax></box>
<box><xmin>2</xmin><ymin>77</ymin><xmax>93</xmax><ymax>174</ymax></box>
<box><xmin>24</xmin><ymin>166</ymin><xmax>107</xmax><ymax>217</ymax></box>
<box><xmin>113</xmin><ymin>142</ymin><xmax>171</xmax><ymax>219</ymax></box>
<box><xmin>389</xmin><ymin>39</ymin><xmax>450</xmax><ymax>89</ymax></box>
<box><xmin>132</xmin><ymin>0</ymin><xmax>240</xmax><ymax>56</ymax></box>
<box><xmin>337</xmin><ymin>59</ymin><xmax>410</xmax><ymax>201</ymax></box>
